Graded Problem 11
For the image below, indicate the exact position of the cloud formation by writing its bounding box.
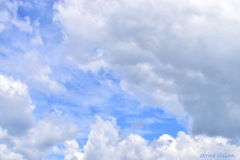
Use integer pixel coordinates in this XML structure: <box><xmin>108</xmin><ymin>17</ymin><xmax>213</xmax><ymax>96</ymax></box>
<box><xmin>0</xmin><ymin>75</ymin><xmax>35</xmax><ymax>135</ymax></box>
<box><xmin>0</xmin><ymin>0</ymin><xmax>32</xmax><ymax>33</ymax></box>
<box><xmin>0</xmin><ymin>74</ymin><xmax>77</xmax><ymax>160</ymax></box>
<box><xmin>1</xmin><ymin>0</ymin><xmax>240</xmax><ymax>159</ymax></box>
<box><xmin>62</xmin><ymin>117</ymin><xmax>240</xmax><ymax>160</ymax></box>
<box><xmin>54</xmin><ymin>0</ymin><xmax>240</xmax><ymax>140</ymax></box>
<box><xmin>0</xmin><ymin>0</ymin><xmax>66</xmax><ymax>96</ymax></box>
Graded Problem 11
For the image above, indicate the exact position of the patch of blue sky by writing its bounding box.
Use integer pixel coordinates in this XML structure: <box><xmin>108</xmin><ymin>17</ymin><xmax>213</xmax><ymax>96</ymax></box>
<box><xmin>17</xmin><ymin>0</ymin><xmax>63</xmax><ymax>46</ymax></box>
<box><xmin>17</xmin><ymin>1</ymin><xmax>39</xmax><ymax>21</ymax></box>
<box><xmin>17</xmin><ymin>0</ymin><xmax>57</xmax><ymax>21</ymax></box>
<box><xmin>114</xmin><ymin>105</ymin><xmax>187</xmax><ymax>141</ymax></box>
<box><xmin>46</xmin><ymin>154</ymin><xmax>64</xmax><ymax>160</ymax></box>
<box><xmin>30</xmin><ymin>67</ymin><xmax>118</xmax><ymax>116</ymax></box>
<box><xmin>29</xmin><ymin>63</ymin><xmax>186</xmax><ymax>141</ymax></box>
<box><xmin>141</xmin><ymin>109</ymin><xmax>187</xmax><ymax>139</ymax></box>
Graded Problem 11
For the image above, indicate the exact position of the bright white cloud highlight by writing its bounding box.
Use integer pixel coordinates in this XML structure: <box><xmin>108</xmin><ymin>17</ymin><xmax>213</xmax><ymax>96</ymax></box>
<box><xmin>63</xmin><ymin>117</ymin><xmax>240</xmax><ymax>160</ymax></box>
<box><xmin>63</xmin><ymin>140</ymin><xmax>84</xmax><ymax>160</ymax></box>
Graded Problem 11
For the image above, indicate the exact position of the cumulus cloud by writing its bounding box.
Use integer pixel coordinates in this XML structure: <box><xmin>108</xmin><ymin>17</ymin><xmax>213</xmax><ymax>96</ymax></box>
<box><xmin>62</xmin><ymin>117</ymin><xmax>240</xmax><ymax>160</ymax></box>
<box><xmin>0</xmin><ymin>74</ymin><xmax>77</xmax><ymax>160</ymax></box>
<box><xmin>63</xmin><ymin>140</ymin><xmax>84</xmax><ymax>160</ymax></box>
<box><xmin>13</xmin><ymin>115</ymin><xmax>77</xmax><ymax>159</ymax></box>
<box><xmin>54</xmin><ymin>0</ymin><xmax>240</xmax><ymax>140</ymax></box>
<box><xmin>0</xmin><ymin>144</ymin><xmax>23</xmax><ymax>160</ymax></box>
<box><xmin>0</xmin><ymin>74</ymin><xmax>35</xmax><ymax>135</ymax></box>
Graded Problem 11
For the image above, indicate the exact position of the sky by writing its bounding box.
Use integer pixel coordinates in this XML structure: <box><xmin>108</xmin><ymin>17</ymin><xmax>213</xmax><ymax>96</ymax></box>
<box><xmin>1</xmin><ymin>0</ymin><xmax>240</xmax><ymax>159</ymax></box>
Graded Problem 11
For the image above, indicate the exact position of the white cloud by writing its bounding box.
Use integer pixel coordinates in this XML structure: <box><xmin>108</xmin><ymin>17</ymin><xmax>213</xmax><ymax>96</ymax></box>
<box><xmin>1</xmin><ymin>52</ymin><xmax>67</xmax><ymax>95</ymax></box>
<box><xmin>0</xmin><ymin>1</ymin><xmax>32</xmax><ymax>33</ymax></box>
<box><xmin>119</xmin><ymin>62</ymin><xmax>184</xmax><ymax>115</ymax></box>
<box><xmin>77</xmin><ymin>49</ymin><xmax>108</xmax><ymax>74</ymax></box>
<box><xmin>0</xmin><ymin>0</ymin><xmax>66</xmax><ymax>95</ymax></box>
<box><xmin>13</xmin><ymin>114</ymin><xmax>77</xmax><ymax>159</ymax></box>
<box><xmin>54</xmin><ymin>0</ymin><xmax>240</xmax><ymax>140</ymax></box>
<box><xmin>63</xmin><ymin>117</ymin><xmax>240</xmax><ymax>160</ymax></box>
<box><xmin>63</xmin><ymin>140</ymin><xmax>84</xmax><ymax>160</ymax></box>
<box><xmin>0</xmin><ymin>23</ymin><xmax>5</xmax><ymax>32</ymax></box>
<box><xmin>11</xmin><ymin>16</ymin><xmax>32</xmax><ymax>33</ymax></box>
<box><xmin>0</xmin><ymin>74</ymin><xmax>77</xmax><ymax>159</ymax></box>
<box><xmin>0</xmin><ymin>144</ymin><xmax>23</xmax><ymax>160</ymax></box>
<box><xmin>0</xmin><ymin>52</ymin><xmax>67</xmax><ymax>96</ymax></box>
<box><xmin>24</xmin><ymin>52</ymin><xmax>67</xmax><ymax>94</ymax></box>
<box><xmin>30</xmin><ymin>33</ymin><xmax>43</xmax><ymax>45</ymax></box>
<box><xmin>0</xmin><ymin>75</ymin><xmax>35</xmax><ymax>135</ymax></box>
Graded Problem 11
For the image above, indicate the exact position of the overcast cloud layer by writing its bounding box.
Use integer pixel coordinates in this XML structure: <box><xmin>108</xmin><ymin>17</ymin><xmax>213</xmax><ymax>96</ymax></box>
<box><xmin>1</xmin><ymin>0</ymin><xmax>240</xmax><ymax>159</ymax></box>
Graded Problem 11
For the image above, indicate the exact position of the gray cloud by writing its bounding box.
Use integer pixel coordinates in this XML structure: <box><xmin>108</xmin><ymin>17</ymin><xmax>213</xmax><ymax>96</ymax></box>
<box><xmin>55</xmin><ymin>0</ymin><xmax>240</xmax><ymax>140</ymax></box>
<box><xmin>0</xmin><ymin>75</ymin><xmax>35</xmax><ymax>135</ymax></box>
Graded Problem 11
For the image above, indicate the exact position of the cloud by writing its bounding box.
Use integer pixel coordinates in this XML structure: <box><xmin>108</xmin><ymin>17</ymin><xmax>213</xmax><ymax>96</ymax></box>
<box><xmin>0</xmin><ymin>0</ymin><xmax>32</xmax><ymax>33</ymax></box>
<box><xmin>0</xmin><ymin>75</ymin><xmax>35</xmax><ymax>135</ymax></box>
<box><xmin>63</xmin><ymin>140</ymin><xmax>84</xmax><ymax>160</ymax></box>
<box><xmin>0</xmin><ymin>0</ymin><xmax>66</xmax><ymax>95</ymax></box>
<box><xmin>0</xmin><ymin>144</ymin><xmax>23</xmax><ymax>160</ymax></box>
<box><xmin>54</xmin><ymin>0</ymin><xmax>240</xmax><ymax>140</ymax></box>
<box><xmin>0</xmin><ymin>51</ymin><xmax>67</xmax><ymax>95</ymax></box>
<box><xmin>30</xmin><ymin>32</ymin><xmax>43</xmax><ymax>45</ymax></box>
<box><xmin>13</xmin><ymin>114</ymin><xmax>77</xmax><ymax>159</ymax></box>
<box><xmin>23</xmin><ymin>52</ymin><xmax>67</xmax><ymax>94</ymax></box>
<box><xmin>0</xmin><ymin>23</ymin><xmax>5</xmax><ymax>32</ymax></box>
<box><xmin>0</xmin><ymin>74</ymin><xmax>77</xmax><ymax>160</ymax></box>
<box><xmin>61</xmin><ymin>117</ymin><xmax>240</xmax><ymax>160</ymax></box>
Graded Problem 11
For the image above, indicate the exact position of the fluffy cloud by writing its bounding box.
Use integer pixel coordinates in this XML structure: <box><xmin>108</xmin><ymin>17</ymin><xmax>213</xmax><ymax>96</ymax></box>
<box><xmin>63</xmin><ymin>117</ymin><xmax>240</xmax><ymax>160</ymax></box>
<box><xmin>63</xmin><ymin>140</ymin><xmax>84</xmax><ymax>160</ymax></box>
<box><xmin>0</xmin><ymin>144</ymin><xmax>23</xmax><ymax>160</ymax></box>
<box><xmin>12</xmin><ymin>117</ymin><xmax>77</xmax><ymax>159</ymax></box>
<box><xmin>0</xmin><ymin>74</ymin><xmax>77</xmax><ymax>160</ymax></box>
<box><xmin>0</xmin><ymin>74</ymin><xmax>35</xmax><ymax>135</ymax></box>
<box><xmin>54</xmin><ymin>0</ymin><xmax>240</xmax><ymax>140</ymax></box>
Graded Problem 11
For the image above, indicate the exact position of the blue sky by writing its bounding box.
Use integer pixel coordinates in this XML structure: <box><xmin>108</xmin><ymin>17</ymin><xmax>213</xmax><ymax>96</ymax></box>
<box><xmin>1</xmin><ymin>0</ymin><xmax>240</xmax><ymax>159</ymax></box>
